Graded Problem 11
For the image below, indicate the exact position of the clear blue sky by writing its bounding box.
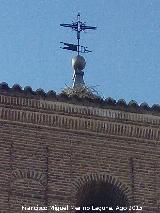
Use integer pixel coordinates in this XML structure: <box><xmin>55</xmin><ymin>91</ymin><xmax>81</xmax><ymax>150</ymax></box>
<box><xmin>0</xmin><ymin>0</ymin><xmax>159</xmax><ymax>105</ymax></box>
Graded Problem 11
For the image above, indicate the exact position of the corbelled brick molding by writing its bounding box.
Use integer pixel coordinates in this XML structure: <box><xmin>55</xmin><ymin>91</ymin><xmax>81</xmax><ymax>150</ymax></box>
<box><xmin>0</xmin><ymin>94</ymin><xmax>159</xmax><ymax>141</ymax></box>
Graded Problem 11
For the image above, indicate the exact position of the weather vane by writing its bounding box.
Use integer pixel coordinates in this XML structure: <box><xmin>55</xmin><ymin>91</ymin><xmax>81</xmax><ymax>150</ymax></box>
<box><xmin>60</xmin><ymin>13</ymin><xmax>96</xmax><ymax>55</ymax></box>
<box><xmin>60</xmin><ymin>13</ymin><xmax>98</xmax><ymax>97</ymax></box>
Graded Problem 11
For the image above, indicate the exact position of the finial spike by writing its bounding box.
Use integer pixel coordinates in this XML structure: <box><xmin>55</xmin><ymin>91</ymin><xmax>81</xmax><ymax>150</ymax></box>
<box><xmin>77</xmin><ymin>12</ymin><xmax>80</xmax><ymax>21</ymax></box>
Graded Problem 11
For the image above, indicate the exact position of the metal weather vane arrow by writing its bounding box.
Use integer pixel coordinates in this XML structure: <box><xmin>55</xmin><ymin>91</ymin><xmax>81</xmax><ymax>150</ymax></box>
<box><xmin>60</xmin><ymin>13</ymin><xmax>96</xmax><ymax>55</ymax></box>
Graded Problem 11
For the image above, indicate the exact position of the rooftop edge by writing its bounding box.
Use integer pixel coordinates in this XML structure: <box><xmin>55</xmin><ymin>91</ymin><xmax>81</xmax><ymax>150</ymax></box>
<box><xmin>0</xmin><ymin>82</ymin><xmax>159</xmax><ymax>115</ymax></box>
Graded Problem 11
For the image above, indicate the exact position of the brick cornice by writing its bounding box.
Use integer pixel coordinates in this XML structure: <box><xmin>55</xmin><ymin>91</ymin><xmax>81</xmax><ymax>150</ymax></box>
<box><xmin>0</xmin><ymin>94</ymin><xmax>160</xmax><ymax>124</ymax></box>
<box><xmin>0</xmin><ymin>105</ymin><xmax>159</xmax><ymax>141</ymax></box>
<box><xmin>0</xmin><ymin>94</ymin><xmax>159</xmax><ymax>141</ymax></box>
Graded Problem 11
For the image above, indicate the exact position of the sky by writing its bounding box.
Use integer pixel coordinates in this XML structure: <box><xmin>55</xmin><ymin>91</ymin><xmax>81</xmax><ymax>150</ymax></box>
<box><xmin>0</xmin><ymin>0</ymin><xmax>159</xmax><ymax>105</ymax></box>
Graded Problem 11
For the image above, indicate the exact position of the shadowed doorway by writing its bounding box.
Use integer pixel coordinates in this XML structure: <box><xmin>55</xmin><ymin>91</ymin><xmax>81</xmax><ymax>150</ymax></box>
<box><xmin>76</xmin><ymin>180</ymin><xmax>129</xmax><ymax>212</ymax></box>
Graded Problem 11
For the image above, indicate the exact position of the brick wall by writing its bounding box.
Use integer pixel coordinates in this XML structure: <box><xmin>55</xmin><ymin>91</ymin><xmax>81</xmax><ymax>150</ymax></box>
<box><xmin>0</xmin><ymin>93</ymin><xmax>159</xmax><ymax>213</ymax></box>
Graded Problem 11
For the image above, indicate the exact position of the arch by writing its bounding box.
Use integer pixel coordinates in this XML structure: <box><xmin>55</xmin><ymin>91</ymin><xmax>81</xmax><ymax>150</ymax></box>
<box><xmin>9</xmin><ymin>169</ymin><xmax>47</xmax><ymax>211</ymax></box>
<box><xmin>11</xmin><ymin>169</ymin><xmax>47</xmax><ymax>187</ymax></box>
<box><xmin>73</xmin><ymin>173</ymin><xmax>132</xmax><ymax>212</ymax></box>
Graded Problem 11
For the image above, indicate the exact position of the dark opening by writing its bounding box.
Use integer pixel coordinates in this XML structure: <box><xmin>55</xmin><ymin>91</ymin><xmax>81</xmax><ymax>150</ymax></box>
<box><xmin>76</xmin><ymin>180</ymin><xmax>129</xmax><ymax>213</ymax></box>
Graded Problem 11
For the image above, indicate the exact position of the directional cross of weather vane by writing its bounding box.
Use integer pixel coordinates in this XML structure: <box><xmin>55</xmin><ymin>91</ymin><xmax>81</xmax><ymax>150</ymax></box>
<box><xmin>60</xmin><ymin>13</ymin><xmax>96</xmax><ymax>55</ymax></box>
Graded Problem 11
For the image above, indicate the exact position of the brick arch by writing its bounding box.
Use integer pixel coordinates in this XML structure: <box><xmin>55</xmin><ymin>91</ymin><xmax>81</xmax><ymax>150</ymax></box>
<box><xmin>11</xmin><ymin>169</ymin><xmax>46</xmax><ymax>187</ymax></box>
<box><xmin>73</xmin><ymin>173</ymin><xmax>132</xmax><ymax>206</ymax></box>
<box><xmin>10</xmin><ymin>173</ymin><xmax>46</xmax><ymax>212</ymax></box>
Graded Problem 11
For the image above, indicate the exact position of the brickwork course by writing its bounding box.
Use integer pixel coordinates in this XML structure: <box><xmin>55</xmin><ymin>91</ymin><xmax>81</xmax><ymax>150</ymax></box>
<box><xmin>0</xmin><ymin>83</ymin><xmax>159</xmax><ymax>213</ymax></box>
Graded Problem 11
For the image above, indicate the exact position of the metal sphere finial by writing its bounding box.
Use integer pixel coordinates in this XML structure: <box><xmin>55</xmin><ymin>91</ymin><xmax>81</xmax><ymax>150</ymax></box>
<box><xmin>72</xmin><ymin>55</ymin><xmax>86</xmax><ymax>71</ymax></box>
